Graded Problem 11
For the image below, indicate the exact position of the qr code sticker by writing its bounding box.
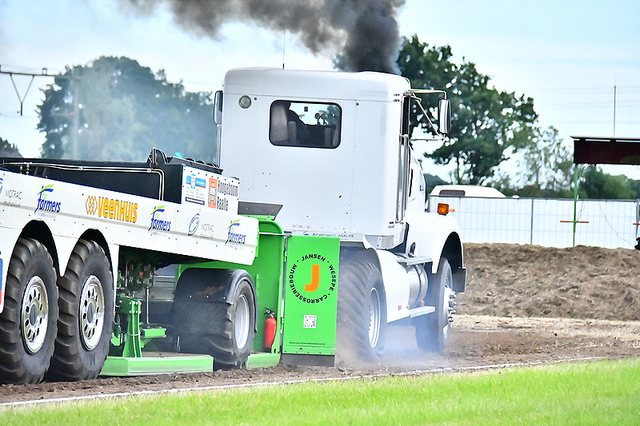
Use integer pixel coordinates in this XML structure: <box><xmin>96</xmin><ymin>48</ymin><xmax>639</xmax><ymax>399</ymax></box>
<box><xmin>304</xmin><ymin>315</ymin><xmax>317</xmax><ymax>329</ymax></box>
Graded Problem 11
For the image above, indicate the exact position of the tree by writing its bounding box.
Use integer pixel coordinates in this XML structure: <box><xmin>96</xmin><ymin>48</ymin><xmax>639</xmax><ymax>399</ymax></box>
<box><xmin>579</xmin><ymin>166</ymin><xmax>636</xmax><ymax>200</ymax></box>
<box><xmin>397</xmin><ymin>35</ymin><xmax>538</xmax><ymax>184</ymax></box>
<box><xmin>38</xmin><ymin>57</ymin><xmax>214</xmax><ymax>163</ymax></box>
<box><xmin>0</xmin><ymin>137</ymin><xmax>22</xmax><ymax>157</ymax></box>
<box><xmin>508</xmin><ymin>126</ymin><xmax>575</xmax><ymax>197</ymax></box>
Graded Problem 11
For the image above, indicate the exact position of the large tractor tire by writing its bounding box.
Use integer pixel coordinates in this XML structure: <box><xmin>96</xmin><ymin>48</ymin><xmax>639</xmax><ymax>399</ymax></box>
<box><xmin>0</xmin><ymin>238</ymin><xmax>58</xmax><ymax>384</ymax></box>
<box><xmin>174</xmin><ymin>269</ymin><xmax>256</xmax><ymax>370</ymax></box>
<box><xmin>47</xmin><ymin>239</ymin><xmax>114</xmax><ymax>381</ymax></box>
<box><xmin>335</xmin><ymin>254</ymin><xmax>386</xmax><ymax>364</ymax></box>
<box><xmin>414</xmin><ymin>258</ymin><xmax>454</xmax><ymax>353</ymax></box>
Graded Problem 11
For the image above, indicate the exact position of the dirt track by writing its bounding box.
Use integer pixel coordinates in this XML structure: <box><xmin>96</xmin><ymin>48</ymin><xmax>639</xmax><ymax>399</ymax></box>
<box><xmin>1</xmin><ymin>243</ymin><xmax>639</xmax><ymax>404</ymax></box>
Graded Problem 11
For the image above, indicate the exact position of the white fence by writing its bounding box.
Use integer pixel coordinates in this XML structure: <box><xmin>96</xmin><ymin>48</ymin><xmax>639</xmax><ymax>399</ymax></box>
<box><xmin>428</xmin><ymin>196</ymin><xmax>640</xmax><ymax>249</ymax></box>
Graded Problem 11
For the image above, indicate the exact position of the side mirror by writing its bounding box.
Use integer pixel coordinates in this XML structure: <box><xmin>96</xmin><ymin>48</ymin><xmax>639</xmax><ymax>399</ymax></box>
<box><xmin>213</xmin><ymin>90</ymin><xmax>223</xmax><ymax>125</ymax></box>
<box><xmin>438</xmin><ymin>99</ymin><xmax>451</xmax><ymax>134</ymax></box>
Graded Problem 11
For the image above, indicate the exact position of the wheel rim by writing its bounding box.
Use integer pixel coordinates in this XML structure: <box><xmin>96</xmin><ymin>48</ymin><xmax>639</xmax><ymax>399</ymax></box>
<box><xmin>235</xmin><ymin>292</ymin><xmax>251</xmax><ymax>349</ymax></box>
<box><xmin>442</xmin><ymin>285</ymin><xmax>454</xmax><ymax>339</ymax></box>
<box><xmin>79</xmin><ymin>275</ymin><xmax>105</xmax><ymax>351</ymax></box>
<box><xmin>21</xmin><ymin>276</ymin><xmax>49</xmax><ymax>354</ymax></box>
<box><xmin>368</xmin><ymin>287</ymin><xmax>381</xmax><ymax>349</ymax></box>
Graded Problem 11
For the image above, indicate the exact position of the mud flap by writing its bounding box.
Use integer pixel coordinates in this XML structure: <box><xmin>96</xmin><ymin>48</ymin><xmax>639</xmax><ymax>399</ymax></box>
<box><xmin>452</xmin><ymin>267</ymin><xmax>466</xmax><ymax>293</ymax></box>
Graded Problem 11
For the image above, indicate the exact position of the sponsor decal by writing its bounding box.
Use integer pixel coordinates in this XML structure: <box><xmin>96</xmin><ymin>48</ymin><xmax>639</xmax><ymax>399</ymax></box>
<box><xmin>186</xmin><ymin>174</ymin><xmax>207</xmax><ymax>190</ymax></box>
<box><xmin>207</xmin><ymin>177</ymin><xmax>238</xmax><ymax>212</ymax></box>
<box><xmin>0</xmin><ymin>175</ymin><xmax>21</xmax><ymax>207</ymax></box>
<box><xmin>184</xmin><ymin>174</ymin><xmax>207</xmax><ymax>206</ymax></box>
<box><xmin>85</xmin><ymin>195</ymin><xmax>138</xmax><ymax>223</ymax></box>
<box><xmin>217</xmin><ymin>180</ymin><xmax>239</xmax><ymax>197</ymax></box>
<box><xmin>287</xmin><ymin>253</ymin><xmax>337</xmax><ymax>304</ymax></box>
<box><xmin>200</xmin><ymin>222</ymin><xmax>215</xmax><ymax>239</ymax></box>
<box><xmin>208</xmin><ymin>178</ymin><xmax>217</xmax><ymax>208</ymax></box>
<box><xmin>149</xmin><ymin>206</ymin><xmax>172</xmax><ymax>233</ymax></box>
<box><xmin>35</xmin><ymin>184</ymin><xmax>61</xmax><ymax>215</ymax></box>
<box><xmin>225</xmin><ymin>220</ymin><xmax>247</xmax><ymax>246</ymax></box>
<box><xmin>188</xmin><ymin>213</ymin><xmax>200</xmax><ymax>236</ymax></box>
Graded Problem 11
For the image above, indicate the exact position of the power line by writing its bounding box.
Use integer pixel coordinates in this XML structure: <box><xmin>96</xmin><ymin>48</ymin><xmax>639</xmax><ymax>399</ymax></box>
<box><xmin>0</xmin><ymin>65</ymin><xmax>54</xmax><ymax>115</ymax></box>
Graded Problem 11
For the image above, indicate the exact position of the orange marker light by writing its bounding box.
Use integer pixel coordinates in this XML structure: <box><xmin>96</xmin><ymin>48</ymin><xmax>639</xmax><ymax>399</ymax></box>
<box><xmin>437</xmin><ymin>203</ymin><xmax>449</xmax><ymax>215</ymax></box>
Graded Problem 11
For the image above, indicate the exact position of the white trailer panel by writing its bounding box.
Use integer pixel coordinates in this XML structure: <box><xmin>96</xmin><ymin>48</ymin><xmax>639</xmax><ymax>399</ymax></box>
<box><xmin>0</xmin><ymin>170</ymin><xmax>258</xmax><ymax>313</ymax></box>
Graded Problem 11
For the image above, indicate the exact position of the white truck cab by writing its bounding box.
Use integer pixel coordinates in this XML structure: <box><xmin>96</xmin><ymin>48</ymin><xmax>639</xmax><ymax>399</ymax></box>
<box><xmin>218</xmin><ymin>68</ymin><xmax>465</xmax><ymax>361</ymax></box>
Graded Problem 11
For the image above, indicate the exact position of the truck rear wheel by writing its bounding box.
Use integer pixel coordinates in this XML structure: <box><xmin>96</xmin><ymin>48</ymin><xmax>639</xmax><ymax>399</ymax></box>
<box><xmin>0</xmin><ymin>238</ymin><xmax>58</xmax><ymax>384</ymax></box>
<box><xmin>414</xmin><ymin>258</ymin><xmax>454</xmax><ymax>353</ymax></box>
<box><xmin>336</xmin><ymin>255</ymin><xmax>386</xmax><ymax>364</ymax></box>
<box><xmin>174</xmin><ymin>269</ymin><xmax>256</xmax><ymax>369</ymax></box>
<box><xmin>47</xmin><ymin>239</ymin><xmax>114</xmax><ymax>381</ymax></box>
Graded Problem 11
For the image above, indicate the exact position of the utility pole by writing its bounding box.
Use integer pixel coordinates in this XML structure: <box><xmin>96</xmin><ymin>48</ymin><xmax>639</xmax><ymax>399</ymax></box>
<box><xmin>71</xmin><ymin>67</ymin><xmax>80</xmax><ymax>159</ymax></box>
<box><xmin>613</xmin><ymin>85</ymin><xmax>617</xmax><ymax>137</ymax></box>
<box><xmin>1</xmin><ymin>65</ymin><xmax>81</xmax><ymax>158</ymax></box>
<box><xmin>0</xmin><ymin>65</ymin><xmax>51</xmax><ymax>116</ymax></box>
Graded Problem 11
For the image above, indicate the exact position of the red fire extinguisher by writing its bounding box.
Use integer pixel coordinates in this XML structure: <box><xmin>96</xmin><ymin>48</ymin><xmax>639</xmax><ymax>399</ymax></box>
<box><xmin>264</xmin><ymin>308</ymin><xmax>277</xmax><ymax>351</ymax></box>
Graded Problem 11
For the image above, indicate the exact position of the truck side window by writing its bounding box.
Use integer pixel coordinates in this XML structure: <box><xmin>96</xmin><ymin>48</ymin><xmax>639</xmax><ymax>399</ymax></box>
<box><xmin>269</xmin><ymin>100</ymin><xmax>341</xmax><ymax>148</ymax></box>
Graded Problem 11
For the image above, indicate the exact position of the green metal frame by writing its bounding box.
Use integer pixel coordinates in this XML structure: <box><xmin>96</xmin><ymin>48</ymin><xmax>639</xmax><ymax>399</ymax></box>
<box><xmin>101</xmin><ymin>217</ymin><xmax>340</xmax><ymax>376</ymax></box>
<box><xmin>102</xmin><ymin>293</ymin><xmax>214</xmax><ymax>376</ymax></box>
<box><xmin>175</xmin><ymin>218</ymin><xmax>288</xmax><ymax>368</ymax></box>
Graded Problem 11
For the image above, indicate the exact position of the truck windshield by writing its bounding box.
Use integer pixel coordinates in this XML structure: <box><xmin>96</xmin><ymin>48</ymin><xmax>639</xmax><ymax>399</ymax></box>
<box><xmin>269</xmin><ymin>100</ymin><xmax>341</xmax><ymax>148</ymax></box>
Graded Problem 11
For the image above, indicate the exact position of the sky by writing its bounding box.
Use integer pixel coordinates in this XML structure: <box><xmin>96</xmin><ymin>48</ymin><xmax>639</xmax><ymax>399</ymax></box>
<box><xmin>1</xmin><ymin>0</ymin><xmax>639</xmax><ymax>180</ymax></box>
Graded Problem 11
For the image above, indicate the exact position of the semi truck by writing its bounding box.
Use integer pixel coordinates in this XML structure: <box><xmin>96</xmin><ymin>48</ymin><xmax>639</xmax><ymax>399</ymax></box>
<box><xmin>0</xmin><ymin>68</ymin><xmax>465</xmax><ymax>385</ymax></box>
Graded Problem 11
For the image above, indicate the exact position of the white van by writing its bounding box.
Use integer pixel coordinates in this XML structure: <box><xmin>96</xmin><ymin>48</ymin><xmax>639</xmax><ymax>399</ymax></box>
<box><xmin>430</xmin><ymin>185</ymin><xmax>506</xmax><ymax>198</ymax></box>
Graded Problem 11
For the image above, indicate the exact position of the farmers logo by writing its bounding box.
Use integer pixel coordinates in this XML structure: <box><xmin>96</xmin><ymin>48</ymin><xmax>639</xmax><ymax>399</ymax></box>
<box><xmin>288</xmin><ymin>253</ymin><xmax>337</xmax><ymax>304</ymax></box>
<box><xmin>149</xmin><ymin>206</ymin><xmax>172</xmax><ymax>233</ymax></box>
<box><xmin>225</xmin><ymin>220</ymin><xmax>246</xmax><ymax>245</ymax></box>
<box><xmin>35</xmin><ymin>184</ymin><xmax>61</xmax><ymax>215</ymax></box>
<box><xmin>188</xmin><ymin>213</ymin><xmax>200</xmax><ymax>236</ymax></box>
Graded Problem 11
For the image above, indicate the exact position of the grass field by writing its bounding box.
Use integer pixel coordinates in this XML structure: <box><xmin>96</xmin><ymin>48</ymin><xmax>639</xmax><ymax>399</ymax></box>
<box><xmin>2</xmin><ymin>359</ymin><xmax>639</xmax><ymax>425</ymax></box>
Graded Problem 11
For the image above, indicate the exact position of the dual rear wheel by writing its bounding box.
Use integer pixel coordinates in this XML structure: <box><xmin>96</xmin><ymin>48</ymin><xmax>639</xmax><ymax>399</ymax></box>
<box><xmin>0</xmin><ymin>238</ymin><xmax>113</xmax><ymax>384</ymax></box>
<box><xmin>0</xmin><ymin>238</ymin><xmax>58</xmax><ymax>384</ymax></box>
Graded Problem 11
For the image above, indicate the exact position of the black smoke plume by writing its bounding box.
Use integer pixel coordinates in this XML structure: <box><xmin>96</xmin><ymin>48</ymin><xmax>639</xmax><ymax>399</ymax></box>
<box><xmin>120</xmin><ymin>0</ymin><xmax>406</xmax><ymax>74</ymax></box>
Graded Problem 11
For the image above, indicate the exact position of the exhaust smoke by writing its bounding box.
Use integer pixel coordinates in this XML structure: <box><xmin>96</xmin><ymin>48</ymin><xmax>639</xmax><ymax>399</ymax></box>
<box><xmin>120</xmin><ymin>0</ymin><xmax>406</xmax><ymax>74</ymax></box>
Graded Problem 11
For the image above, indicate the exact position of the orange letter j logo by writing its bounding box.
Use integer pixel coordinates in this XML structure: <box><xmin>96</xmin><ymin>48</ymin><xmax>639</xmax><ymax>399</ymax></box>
<box><xmin>305</xmin><ymin>264</ymin><xmax>321</xmax><ymax>292</ymax></box>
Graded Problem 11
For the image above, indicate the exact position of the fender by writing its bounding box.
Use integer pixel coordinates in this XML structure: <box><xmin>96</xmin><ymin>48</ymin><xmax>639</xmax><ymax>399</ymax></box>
<box><xmin>340</xmin><ymin>244</ymin><xmax>411</xmax><ymax>324</ymax></box>
<box><xmin>373</xmin><ymin>249</ymin><xmax>411</xmax><ymax>323</ymax></box>
<box><xmin>403</xmin><ymin>209</ymin><xmax>462</xmax><ymax>269</ymax></box>
<box><xmin>403</xmin><ymin>209</ymin><xmax>465</xmax><ymax>292</ymax></box>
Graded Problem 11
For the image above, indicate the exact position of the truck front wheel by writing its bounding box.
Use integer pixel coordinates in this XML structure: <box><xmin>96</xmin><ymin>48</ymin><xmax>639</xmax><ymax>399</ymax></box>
<box><xmin>414</xmin><ymin>258</ymin><xmax>454</xmax><ymax>353</ymax></box>
<box><xmin>0</xmin><ymin>238</ymin><xmax>58</xmax><ymax>384</ymax></box>
<box><xmin>336</xmin><ymin>255</ymin><xmax>386</xmax><ymax>364</ymax></box>
<box><xmin>47</xmin><ymin>239</ymin><xmax>114</xmax><ymax>381</ymax></box>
